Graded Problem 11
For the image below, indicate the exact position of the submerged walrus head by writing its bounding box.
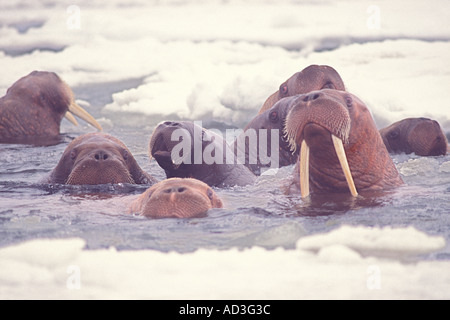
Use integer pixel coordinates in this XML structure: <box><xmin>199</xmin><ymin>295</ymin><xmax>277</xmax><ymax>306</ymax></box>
<box><xmin>129</xmin><ymin>178</ymin><xmax>223</xmax><ymax>218</ymax></box>
<box><xmin>45</xmin><ymin>133</ymin><xmax>156</xmax><ymax>185</ymax></box>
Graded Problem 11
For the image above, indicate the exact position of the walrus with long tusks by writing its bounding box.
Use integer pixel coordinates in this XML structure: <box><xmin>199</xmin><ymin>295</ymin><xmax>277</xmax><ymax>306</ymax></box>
<box><xmin>379</xmin><ymin>117</ymin><xmax>448</xmax><ymax>156</ymax></box>
<box><xmin>258</xmin><ymin>64</ymin><xmax>345</xmax><ymax>115</ymax></box>
<box><xmin>43</xmin><ymin>132</ymin><xmax>157</xmax><ymax>185</ymax></box>
<box><xmin>129</xmin><ymin>178</ymin><xmax>223</xmax><ymax>218</ymax></box>
<box><xmin>284</xmin><ymin>90</ymin><xmax>403</xmax><ymax>198</ymax></box>
<box><xmin>0</xmin><ymin>71</ymin><xmax>102</xmax><ymax>145</ymax></box>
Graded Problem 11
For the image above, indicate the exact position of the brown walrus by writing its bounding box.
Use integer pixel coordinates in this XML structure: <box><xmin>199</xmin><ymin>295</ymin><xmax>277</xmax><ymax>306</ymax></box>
<box><xmin>128</xmin><ymin>178</ymin><xmax>223</xmax><ymax>218</ymax></box>
<box><xmin>284</xmin><ymin>90</ymin><xmax>403</xmax><ymax>198</ymax></box>
<box><xmin>379</xmin><ymin>117</ymin><xmax>448</xmax><ymax>156</ymax></box>
<box><xmin>0</xmin><ymin>71</ymin><xmax>102</xmax><ymax>145</ymax></box>
<box><xmin>258</xmin><ymin>64</ymin><xmax>345</xmax><ymax>114</ymax></box>
<box><xmin>43</xmin><ymin>132</ymin><xmax>157</xmax><ymax>185</ymax></box>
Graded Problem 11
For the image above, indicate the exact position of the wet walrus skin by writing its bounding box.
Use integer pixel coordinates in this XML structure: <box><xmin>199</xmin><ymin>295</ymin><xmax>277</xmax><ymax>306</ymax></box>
<box><xmin>379</xmin><ymin>117</ymin><xmax>448</xmax><ymax>156</ymax></box>
<box><xmin>284</xmin><ymin>90</ymin><xmax>403</xmax><ymax>198</ymax></box>
<box><xmin>44</xmin><ymin>132</ymin><xmax>157</xmax><ymax>185</ymax></box>
<box><xmin>0</xmin><ymin>71</ymin><xmax>102</xmax><ymax>145</ymax></box>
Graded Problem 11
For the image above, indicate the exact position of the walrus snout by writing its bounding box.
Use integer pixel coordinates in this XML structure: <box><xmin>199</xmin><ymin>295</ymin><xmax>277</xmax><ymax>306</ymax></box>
<box><xmin>301</xmin><ymin>91</ymin><xmax>322</xmax><ymax>102</ymax></box>
<box><xmin>92</xmin><ymin>149</ymin><xmax>111</xmax><ymax>161</ymax></box>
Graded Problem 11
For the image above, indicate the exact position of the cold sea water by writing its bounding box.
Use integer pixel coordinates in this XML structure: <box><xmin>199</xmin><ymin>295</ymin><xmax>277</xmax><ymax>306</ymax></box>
<box><xmin>0</xmin><ymin>81</ymin><xmax>449</xmax><ymax>260</ymax></box>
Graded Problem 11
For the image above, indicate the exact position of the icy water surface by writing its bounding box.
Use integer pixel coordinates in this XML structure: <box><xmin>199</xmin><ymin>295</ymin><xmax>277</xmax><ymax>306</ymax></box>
<box><xmin>1</xmin><ymin>112</ymin><xmax>449</xmax><ymax>259</ymax></box>
<box><xmin>0</xmin><ymin>0</ymin><xmax>449</xmax><ymax>262</ymax></box>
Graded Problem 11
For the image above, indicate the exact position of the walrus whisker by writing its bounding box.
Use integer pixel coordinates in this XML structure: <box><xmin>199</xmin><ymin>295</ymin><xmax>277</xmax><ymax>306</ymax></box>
<box><xmin>331</xmin><ymin>134</ymin><xmax>358</xmax><ymax>197</ymax></box>
<box><xmin>68</xmin><ymin>101</ymin><xmax>103</xmax><ymax>131</ymax></box>
<box><xmin>299</xmin><ymin>140</ymin><xmax>310</xmax><ymax>199</ymax></box>
<box><xmin>283</xmin><ymin>121</ymin><xmax>298</xmax><ymax>154</ymax></box>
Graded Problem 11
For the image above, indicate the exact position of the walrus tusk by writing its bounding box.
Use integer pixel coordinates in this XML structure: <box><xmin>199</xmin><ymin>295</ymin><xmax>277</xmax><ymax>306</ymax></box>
<box><xmin>64</xmin><ymin>111</ymin><xmax>79</xmax><ymax>126</ymax></box>
<box><xmin>299</xmin><ymin>135</ymin><xmax>358</xmax><ymax>198</ymax></box>
<box><xmin>299</xmin><ymin>140</ymin><xmax>310</xmax><ymax>199</ymax></box>
<box><xmin>331</xmin><ymin>134</ymin><xmax>358</xmax><ymax>197</ymax></box>
<box><xmin>66</xmin><ymin>101</ymin><xmax>103</xmax><ymax>131</ymax></box>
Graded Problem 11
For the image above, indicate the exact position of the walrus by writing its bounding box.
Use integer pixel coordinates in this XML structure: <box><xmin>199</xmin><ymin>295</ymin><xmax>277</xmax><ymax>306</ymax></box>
<box><xmin>379</xmin><ymin>117</ymin><xmax>448</xmax><ymax>156</ymax></box>
<box><xmin>0</xmin><ymin>71</ymin><xmax>102</xmax><ymax>145</ymax></box>
<box><xmin>284</xmin><ymin>90</ymin><xmax>403</xmax><ymax>198</ymax></box>
<box><xmin>129</xmin><ymin>178</ymin><xmax>223</xmax><ymax>218</ymax></box>
<box><xmin>232</xmin><ymin>97</ymin><xmax>299</xmax><ymax>175</ymax></box>
<box><xmin>43</xmin><ymin>132</ymin><xmax>157</xmax><ymax>185</ymax></box>
<box><xmin>258</xmin><ymin>65</ymin><xmax>345</xmax><ymax>114</ymax></box>
<box><xmin>149</xmin><ymin>121</ymin><xmax>256</xmax><ymax>187</ymax></box>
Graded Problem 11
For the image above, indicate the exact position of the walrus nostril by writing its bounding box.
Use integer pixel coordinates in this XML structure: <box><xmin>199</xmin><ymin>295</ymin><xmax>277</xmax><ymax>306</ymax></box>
<box><xmin>94</xmin><ymin>151</ymin><xmax>109</xmax><ymax>161</ymax></box>
<box><xmin>163</xmin><ymin>187</ymin><xmax>187</xmax><ymax>194</ymax></box>
<box><xmin>163</xmin><ymin>121</ymin><xmax>180</xmax><ymax>127</ymax></box>
<box><xmin>302</xmin><ymin>93</ymin><xmax>321</xmax><ymax>102</ymax></box>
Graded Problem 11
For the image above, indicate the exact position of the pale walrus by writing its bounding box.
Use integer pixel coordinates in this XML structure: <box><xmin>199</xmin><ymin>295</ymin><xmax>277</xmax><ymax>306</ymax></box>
<box><xmin>258</xmin><ymin>65</ymin><xmax>345</xmax><ymax>114</ymax></box>
<box><xmin>149</xmin><ymin>121</ymin><xmax>256</xmax><ymax>187</ymax></box>
<box><xmin>43</xmin><ymin>132</ymin><xmax>157</xmax><ymax>185</ymax></box>
<box><xmin>129</xmin><ymin>178</ymin><xmax>223</xmax><ymax>218</ymax></box>
<box><xmin>379</xmin><ymin>117</ymin><xmax>448</xmax><ymax>156</ymax></box>
<box><xmin>284</xmin><ymin>90</ymin><xmax>403</xmax><ymax>198</ymax></box>
<box><xmin>0</xmin><ymin>71</ymin><xmax>102</xmax><ymax>145</ymax></box>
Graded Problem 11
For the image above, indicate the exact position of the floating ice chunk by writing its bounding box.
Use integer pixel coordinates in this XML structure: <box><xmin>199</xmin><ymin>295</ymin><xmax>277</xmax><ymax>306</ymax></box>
<box><xmin>0</xmin><ymin>238</ymin><xmax>85</xmax><ymax>268</ymax></box>
<box><xmin>296</xmin><ymin>225</ymin><xmax>445</xmax><ymax>260</ymax></box>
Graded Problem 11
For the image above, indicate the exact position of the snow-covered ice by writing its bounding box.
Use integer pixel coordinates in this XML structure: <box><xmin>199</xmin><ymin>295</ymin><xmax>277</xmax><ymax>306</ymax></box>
<box><xmin>0</xmin><ymin>0</ymin><xmax>449</xmax><ymax>128</ymax></box>
<box><xmin>0</xmin><ymin>225</ymin><xmax>448</xmax><ymax>300</ymax></box>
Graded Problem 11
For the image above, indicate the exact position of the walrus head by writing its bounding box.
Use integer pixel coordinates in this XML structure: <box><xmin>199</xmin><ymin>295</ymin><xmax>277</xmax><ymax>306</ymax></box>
<box><xmin>234</xmin><ymin>97</ymin><xmax>300</xmax><ymax>174</ymax></box>
<box><xmin>129</xmin><ymin>178</ymin><xmax>223</xmax><ymax>218</ymax></box>
<box><xmin>2</xmin><ymin>71</ymin><xmax>102</xmax><ymax>135</ymax></box>
<box><xmin>258</xmin><ymin>65</ymin><xmax>345</xmax><ymax>114</ymax></box>
<box><xmin>380</xmin><ymin>117</ymin><xmax>448</xmax><ymax>156</ymax></box>
<box><xmin>46</xmin><ymin>133</ymin><xmax>154</xmax><ymax>185</ymax></box>
<box><xmin>284</xmin><ymin>89</ymin><xmax>403</xmax><ymax>198</ymax></box>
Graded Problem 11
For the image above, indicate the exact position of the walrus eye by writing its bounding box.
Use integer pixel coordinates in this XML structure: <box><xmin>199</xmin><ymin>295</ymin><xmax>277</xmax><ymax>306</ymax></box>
<box><xmin>269</xmin><ymin>111</ymin><xmax>279</xmax><ymax>123</ymax></box>
<box><xmin>345</xmin><ymin>95</ymin><xmax>353</xmax><ymax>108</ymax></box>
<box><xmin>388</xmin><ymin>130</ymin><xmax>399</xmax><ymax>140</ymax></box>
<box><xmin>280</xmin><ymin>83</ymin><xmax>288</xmax><ymax>96</ymax></box>
<box><xmin>70</xmin><ymin>150</ymin><xmax>77</xmax><ymax>160</ymax></box>
<box><xmin>206</xmin><ymin>188</ymin><xmax>214</xmax><ymax>200</ymax></box>
<box><xmin>322</xmin><ymin>81</ymin><xmax>335</xmax><ymax>89</ymax></box>
<box><xmin>40</xmin><ymin>94</ymin><xmax>47</xmax><ymax>105</ymax></box>
<box><xmin>123</xmin><ymin>150</ymin><xmax>129</xmax><ymax>161</ymax></box>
